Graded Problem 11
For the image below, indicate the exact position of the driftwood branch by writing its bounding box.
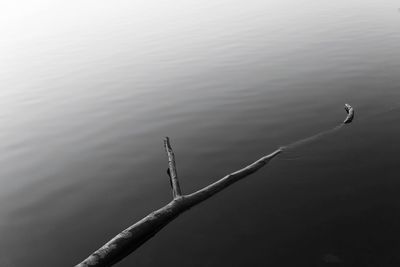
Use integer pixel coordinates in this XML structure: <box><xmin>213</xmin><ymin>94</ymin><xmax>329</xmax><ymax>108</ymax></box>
<box><xmin>75</xmin><ymin>143</ymin><xmax>282</xmax><ymax>267</ymax></box>
<box><xmin>76</xmin><ymin>104</ymin><xmax>354</xmax><ymax>267</ymax></box>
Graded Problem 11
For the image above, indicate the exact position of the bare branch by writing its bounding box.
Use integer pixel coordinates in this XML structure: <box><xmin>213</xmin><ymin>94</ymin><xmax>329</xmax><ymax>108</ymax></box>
<box><xmin>185</xmin><ymin>149</ymin><xmax>282</xmax><ymax>205</ymax></box>
<box><xmin>75</xmin><ymin>104</ymin><xmax>354</xmax><ymax>267</ymax></box>
<box><xmin>75</xmin><ymin>147</ymin><xmax>282</xmax><ymax>267</ymax></box>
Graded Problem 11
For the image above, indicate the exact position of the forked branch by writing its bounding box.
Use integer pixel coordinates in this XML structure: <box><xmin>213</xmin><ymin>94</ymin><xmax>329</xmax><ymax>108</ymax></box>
<box><xmin>76</xmin><ymin>104</ymin><xmax>354</xmax><ymax>267</ymax></box>
<box><xmin>75</xmin><ymin>142</ymin><xmax>282</xmax><ymax>267</ymax></box>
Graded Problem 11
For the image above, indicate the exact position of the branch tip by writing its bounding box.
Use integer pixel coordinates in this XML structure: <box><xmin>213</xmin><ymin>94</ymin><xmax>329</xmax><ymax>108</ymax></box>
<box><xmin>164</xmin><ymin>137</ymin><xmax>182</xmax><ymax>198</ymax></box>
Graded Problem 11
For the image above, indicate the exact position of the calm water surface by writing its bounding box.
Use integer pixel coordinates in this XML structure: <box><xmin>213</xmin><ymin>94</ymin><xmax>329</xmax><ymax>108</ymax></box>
<box><xmin>1</xmin><ymin>0</ymin><xmax>400</xmax><ymax>266</ymax></box>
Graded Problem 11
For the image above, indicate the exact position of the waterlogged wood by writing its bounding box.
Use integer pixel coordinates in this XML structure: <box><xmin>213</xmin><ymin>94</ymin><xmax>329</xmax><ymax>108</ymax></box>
<box><xmin>75</xmin><ymin>144</ymin><xmax>282</xmax><ymax>267</ymax></box>
<box><xmin>76</xmin><ymin>104</ymin><xmax>354</xmax><ymax>267</ymax></box>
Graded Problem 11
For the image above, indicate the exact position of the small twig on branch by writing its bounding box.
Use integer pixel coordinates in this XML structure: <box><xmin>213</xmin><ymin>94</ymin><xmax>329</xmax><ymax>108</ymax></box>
<box><xmin>164</xmin><ymin>137</ymin><xmax>182</xmax><ymax>198</ymax></box>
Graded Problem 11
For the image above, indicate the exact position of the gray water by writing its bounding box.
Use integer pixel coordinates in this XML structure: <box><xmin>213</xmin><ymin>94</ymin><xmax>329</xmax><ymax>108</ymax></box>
<box><xmin>1</xmin><ymin>1</ymin><xmax>400</xmax><ymax>266</ymax></box>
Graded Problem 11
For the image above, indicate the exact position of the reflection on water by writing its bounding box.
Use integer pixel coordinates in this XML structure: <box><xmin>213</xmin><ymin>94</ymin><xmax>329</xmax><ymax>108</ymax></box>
<box><xmin>0</xmin><ymin>0</ymin><xmax>400</xmax><ymax>266</ymax></box>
